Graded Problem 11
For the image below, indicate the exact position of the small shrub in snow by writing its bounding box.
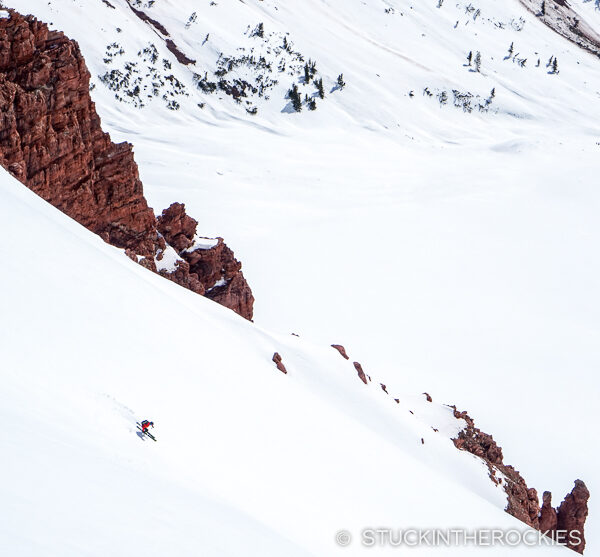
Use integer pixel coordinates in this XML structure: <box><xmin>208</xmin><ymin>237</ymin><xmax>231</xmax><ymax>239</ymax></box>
<box><xmin>185</xmin><ymin>12</ymin><xmax>197</xmax><ymax>29</ymax></box>
<box><xmin>252</xmin><ymin>22</ymin><xmax>265</xmax><ymax>38</ymax></box>
<box><xmin>193</xmin><ymin>73</ymin><xmax>218</xmax><ymax>93</ymax></box>
<box><xmin>505</xmin><ymin>42</ymin><xmax>514</xmax><ymax>60</ymax></box>
<box><xmin>98</xmin><ymin>42</ymin><xmax>188</xmax><ymax>109</ymax></box>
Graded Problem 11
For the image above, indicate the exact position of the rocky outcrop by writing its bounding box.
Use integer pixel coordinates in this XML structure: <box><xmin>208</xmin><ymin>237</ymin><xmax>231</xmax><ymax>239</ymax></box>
<box><xmin>353</xmin><ymin>362</ymin><xmax>368</xmax><ymax>385</ymax></box>
<box><xmin>539</xmin><ymin>491</ymin><xmax>558</xmax><ymax>534</ymax></box>
<box><xmin>536</xmin><ymin>482</ymin><xmax>590</xmax><ymax>554</ymax></box>
<box><xmin>452</xmin><ymin>407</ymin><xmax>589</xmax><ymax>553</ymax></box>
<box><xmin>157</xmin><ymin>203</ymin><xmax>254</xmax><ymax>320</ymax></box>
<box><xmin>155</xmin><ymin>202</ymin><xmax>197</xmax><ymax>251</ymax></box>
<box><xmin>0</xmin><ymin>12</ymin><xmax>158</xmax><ymax>256</ymax></box>
<box><xmin>126</xmin><ymin>2</ymin><xmax>169</xmax><ymax>37</ymax></box>
<box><xmin>519</xmin><ymin>0</ymin><xmax>600</xmax><ymax>59</ymax></box>
<box><xmin>165</xmin><ymin>39</ymin><xmax>196</xmax><ymax>66</ymax></box>
<box><xmin>331</xmin><ymin>344</ymin><xmax>349</xmax><ymax>360</ymax></box>
<box><xmin>124</xmin><ymin>1</ymin><xmax>196</xmax><ymax>66</ymax></box>
<box><xmin>451</xmin><ymin>407</ymin><xmax>540</xmax><ymax>527</ymax></box>
<box><xmin>156</xmin><ymin>255</ymin><xmax>204</xmax><ymax>295</ymax></box>
<box><xmin>187</xmin><ymin>240</ymin><xmax>253</xmax><ymax>319</ymax></box>
<box><xmin>556</xmin><ymin>480</ymin><xmax>589</xmax><ymax>554</ymax></box>
<box><xmin>451</xmin><ymin>408</ymin><xmax>504</xmax><ymax>466</ymax></box>
<box><xmin>0</xmin><ymin>10</ymin><xmax>253</xmax><ymax>319</ymax></box>
<box><xmin>272</xmin><ymin>352</ymin><xmax>287</xmax><ymax>374</ymax></box>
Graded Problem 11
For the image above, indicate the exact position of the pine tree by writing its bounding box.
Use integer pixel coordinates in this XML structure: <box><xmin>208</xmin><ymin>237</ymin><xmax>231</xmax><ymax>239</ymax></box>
<box><xmin>288</xmin><ymin>84</ymin><xmax>302</xmax><ymax>111</ymax></box>
<box><xmin>304</xmin><ymin>62</ymin><xmax>311</xmax><ymax>84</ymax></box>
<box><xmin>474</xmin><ymin>51</ymin><xmax>482</xmax><ymax>72</ymax></box>
<box><xmin>467</xmin><ymin>51</ymin><xmax>472</xmax><ymax>66</ymax></box>
<box><xmin>315</xmin><ymin>78</ymin><xmax>325</xmax><ymax>99</ymax></box>
<box><xmin>308</xmin><ymin>98</ymin><xmax>317</xmax><ymax>111</ymax></box>
<box><xmin>541</xmin><ymin>1</ymin><xmax>546</xmax><ymax>16</ymax></box>
<box><xmin>283</xmin><ymin>36</ymin><xmax>289</xmax><ymax>51</ymax></box>
<box><xmin>552</xmin><ymin>58</ymin><xmax>559</xmax><ymax>74</ymax></box>
<box><xmin>337</xmin><ymin>73</ymin><xmax>346</xmax><ymax>90</ymax></box>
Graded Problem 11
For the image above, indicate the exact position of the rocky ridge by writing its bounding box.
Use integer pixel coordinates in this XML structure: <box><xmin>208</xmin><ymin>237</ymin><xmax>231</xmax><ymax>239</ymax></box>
<box><xmin>519</xmin><ymin>0</ymin><xmax>600</xmax><ymax>58</ymax></box>
<box><xmin>329</xmin><ymin>344</ymin><xmax>590</xmax><ymax>554</ymax></box>
<box><xmin>451</xmin><ymin>407</ymin><xmax>589</xmax><ymax>553</ymax></box>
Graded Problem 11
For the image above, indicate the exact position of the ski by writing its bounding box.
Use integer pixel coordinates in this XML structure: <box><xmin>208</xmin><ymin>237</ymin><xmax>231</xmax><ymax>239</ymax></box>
<box><xmin>136</xmin><ymin>424</ymin><xmax>157</xmax><ymax>441</ymax></box>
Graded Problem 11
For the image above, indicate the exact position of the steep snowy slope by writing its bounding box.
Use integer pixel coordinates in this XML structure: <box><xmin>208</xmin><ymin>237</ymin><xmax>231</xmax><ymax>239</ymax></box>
<box><xmin>0</xmin><ymin>167</ymin><xmax>575</xmax><ymax>556</ymax></box>
<box><xmin>5</xmin><ymin>0</ymin><xmax>599</xmax><ymax>551</ymax></box>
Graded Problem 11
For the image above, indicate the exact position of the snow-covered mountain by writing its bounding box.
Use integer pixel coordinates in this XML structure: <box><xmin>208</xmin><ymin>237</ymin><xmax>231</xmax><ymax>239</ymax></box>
<box><xmin>2</xmin><ymin>0</ymin><xmax>598</xmax><ymax>554</ymax></box>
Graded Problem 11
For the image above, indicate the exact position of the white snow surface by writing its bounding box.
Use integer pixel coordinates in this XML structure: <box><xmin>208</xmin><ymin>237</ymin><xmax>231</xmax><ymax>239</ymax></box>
<box><xmin>184</xmin><ymin>235</ymin><xmax>219</xmax><ymax>252</ymax></box>
<box><xmin>154</xmin><ymin>243</ymin><xmax>182</xmax><ymax>273</ymax></box>
<box><xmin>0</xmin><ymin>169</ymin><xmax>568</xmax><ymax>556</ymax></box>
<box><xmin>3</xmin><ymin>0</ymin><xmax>600</xmax><ymax>553</ymax></box>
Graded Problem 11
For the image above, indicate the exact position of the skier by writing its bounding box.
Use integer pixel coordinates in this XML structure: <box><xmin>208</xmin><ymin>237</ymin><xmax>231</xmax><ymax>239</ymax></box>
<box><xmin>140</xmin><ymin>420</ymin><xmax>154</xmax><ymax>434</ymax></box>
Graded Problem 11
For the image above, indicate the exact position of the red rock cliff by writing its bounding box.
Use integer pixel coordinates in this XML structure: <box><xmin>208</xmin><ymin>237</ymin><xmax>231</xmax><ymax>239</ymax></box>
<box><xmin>452</xmin><ymin>407</ymin><xmax>589</xmax><ymax>553</ymax></box>
<box><xmin>556</xmin><ymin>480</ymin><xmax>590</xmax><ymax>554</ymax></box>
<box><xmin>0</xmin><ymin>12</ymin><xmax>158</xmax><ymax>255</ymax></box>
<box><xmin>0</xmin><ymin>10</ymin><xmax>253</xmax><ymax>319</ymax></box>
<box><xmin>157</xmin><ymin>203</ymin><xmax>254</xmax><ymax>319</ymax></box>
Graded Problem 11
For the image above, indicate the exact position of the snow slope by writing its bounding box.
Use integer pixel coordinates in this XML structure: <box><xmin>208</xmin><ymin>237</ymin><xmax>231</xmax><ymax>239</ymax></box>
<box><xmin>4</xmin><ymin>0</ymin><xmax>599</xmax><ymax>552</ymax></box>
<box><xmin>0</xmin><ymin>163</ymin><xmax>573</xmax><ymax>556</ymax></box>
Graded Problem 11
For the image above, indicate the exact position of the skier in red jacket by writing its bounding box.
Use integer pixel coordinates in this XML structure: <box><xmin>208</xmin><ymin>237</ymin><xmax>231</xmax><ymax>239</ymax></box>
<box><xmin>141</xmin><ymin>420</ymin><xmax>154</xmax><ymax>434</ymax></box>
